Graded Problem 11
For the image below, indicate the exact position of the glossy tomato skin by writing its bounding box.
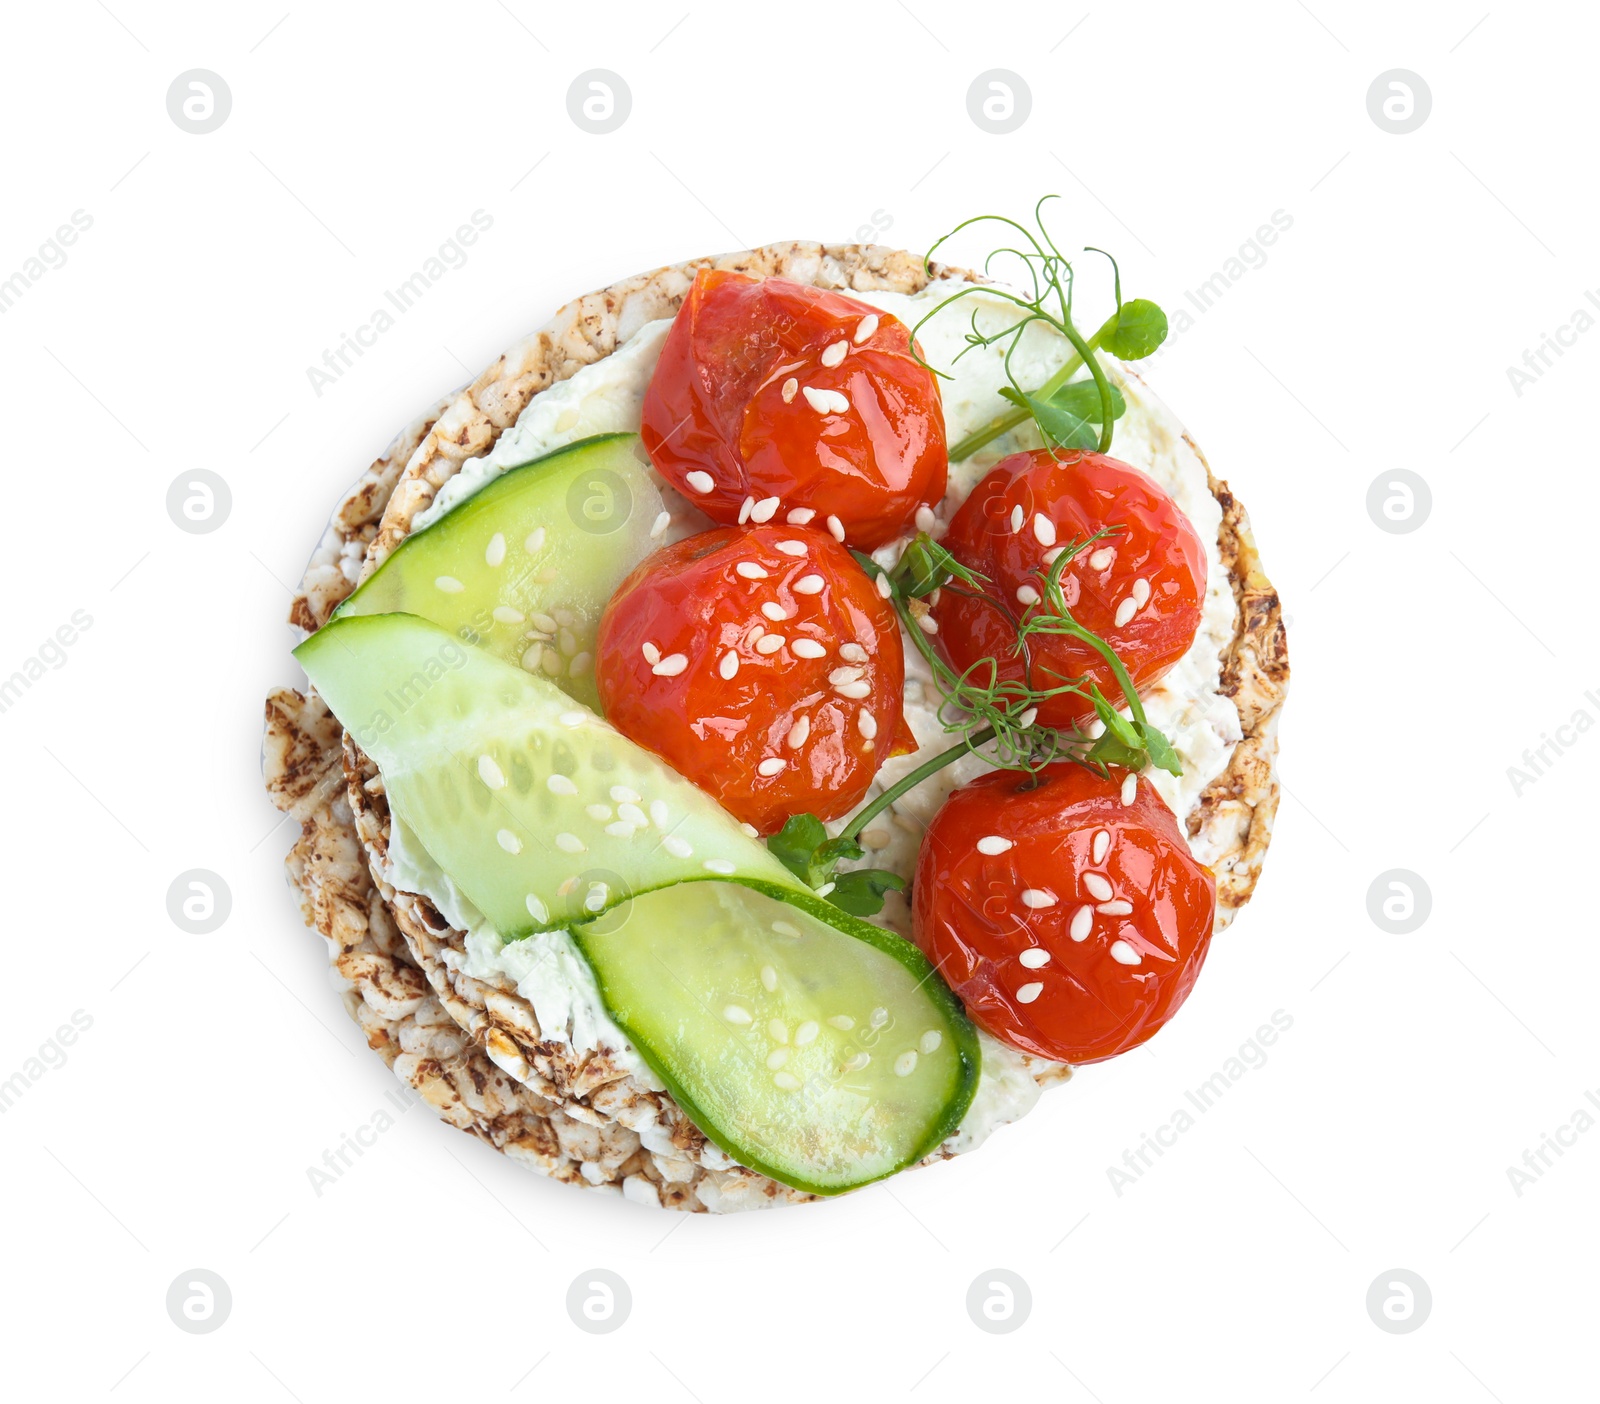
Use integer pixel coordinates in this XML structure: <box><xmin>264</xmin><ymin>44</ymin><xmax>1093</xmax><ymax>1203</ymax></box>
<box><xmin>912</xmin><ymin>763</ymin><xmax>1215</xmax><ymax>1064</ymax></box>
<box><xmin>640</xmin><ymin>268</ymin><xmax>947</xmax><ymax>550</ymax></box>
<box><xmin>933</xmin><ymin>449</ymin><xmax>1206</xmax><ymax>728</ymax></box>
<box><xmin>595</xmin><ymin>523</ymin><xmax>915</xmax><ymax>835</ymax></box>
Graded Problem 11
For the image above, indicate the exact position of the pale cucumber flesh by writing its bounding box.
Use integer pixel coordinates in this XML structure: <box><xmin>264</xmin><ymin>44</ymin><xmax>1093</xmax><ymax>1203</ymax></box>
<box><xmin>332</xmin><ymin>433</ymin><xmax>661</xmax><ymax>712</ymax></box>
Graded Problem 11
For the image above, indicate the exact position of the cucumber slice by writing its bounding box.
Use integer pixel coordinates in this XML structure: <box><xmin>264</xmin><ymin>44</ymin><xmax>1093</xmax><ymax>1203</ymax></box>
<box><xmin>573</xmin><ymin>879</ymin><xmax>980</xmax><ymax>1194</ymax></box>
<box><xmin>332</xmin><ymin>433</ymin><xmax>662</xmax><ymax>711</ymax></box>
<box><xmin>294</xmin><ymin>612</ymin><xmax>801</xmax><ymax>935</ymax></box>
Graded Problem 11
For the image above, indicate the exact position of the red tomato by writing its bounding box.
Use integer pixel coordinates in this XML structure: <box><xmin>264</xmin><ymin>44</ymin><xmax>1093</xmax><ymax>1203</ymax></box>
<box><xmin>912</xmin><ymin>763</ymin><xmax>1215</xmax><ymax>1064</ymax></box>
<box><xmin>933</xmin><ymin>449</ymin><xmax>1206</xmax><ymax>728</ymax></box>
<box><xmin>595</xmin><ymin>523</ymin><xmax>916</xmax><ymax>835</ymax></box>
<box><xmin>640</xmin><ymin>268</ymin><xmax>947</xmax><ymax>550</ymax></box>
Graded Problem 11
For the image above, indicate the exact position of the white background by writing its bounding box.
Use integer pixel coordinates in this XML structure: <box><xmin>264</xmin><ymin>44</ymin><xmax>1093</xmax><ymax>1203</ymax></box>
<box><xmin>1</xmin><ymin>1</ymin><xmax>1594</xmax><ymax>1399</ymax></box>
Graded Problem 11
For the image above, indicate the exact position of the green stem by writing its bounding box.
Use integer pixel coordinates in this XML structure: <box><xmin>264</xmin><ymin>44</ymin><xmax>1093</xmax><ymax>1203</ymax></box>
<box><xmin>839</xmin><ymin>727</ymin><xmax>997</xmax><ymax>845</ymax></box>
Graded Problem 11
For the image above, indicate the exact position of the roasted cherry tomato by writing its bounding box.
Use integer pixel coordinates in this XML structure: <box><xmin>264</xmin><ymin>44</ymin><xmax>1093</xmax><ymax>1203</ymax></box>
<box><xmin>933</xmin><ymin>449</ymin><xmax>1206</xmax><ymax>728</ymax></box>
<box><xmin>912</xmin><ymin>763</ymin><xmax>1215</xmax><ymax>1064</ymax></box>
<box><xmin>595</xmin><ymin>523</ymin><xmax>916</xmax><ymax>834</ymax></box>
<box><xmin>640</xmin><ymin>268</ymin><xmax>947</xmax><ymax>550</ymax></box>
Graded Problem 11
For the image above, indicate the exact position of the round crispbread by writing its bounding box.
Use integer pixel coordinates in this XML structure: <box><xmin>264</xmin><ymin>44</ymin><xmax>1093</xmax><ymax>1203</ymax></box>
<box><xmin>263</xmin><ymin>241</ymin><xmax>1289</xmax><ymax>1212</ymax></box>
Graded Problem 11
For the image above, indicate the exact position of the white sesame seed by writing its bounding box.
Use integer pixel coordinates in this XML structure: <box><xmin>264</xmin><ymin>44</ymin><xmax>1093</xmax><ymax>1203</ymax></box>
<box><xmin>916</xmin><ymin>613</ymin><xmax>938</xmax><ymax>635</ymax></box>
<box><xmin>756</xmin><ymin>634</ymin><xmax>785</xmax><ymax>654</ymax></box>
<box><xmin>532</xmin><ymin>612</ymin><xmax>559</xmax><ymax>634</ymax></box>
<box><xmin>493</xmin><ymin>606</ymin><xmax>525</xmax><ymax>625</ymax></box>
<box><xmin>773</xmin><ymin>1071</ymin><xmax>802</xmax><ymax>1091</ymax></box>
<box><xmin>1016</xmin><ymin>982</ymin><xmax>1044</xmax><ymax>1004</ymax></box>
<box><xmin>719</xmin><ymin>650</ymin><xmax>739</xmax><ymax>680</ymax></box>
<box><xmin>477</xmin><ymin>755</ymin><xmax>506</xmax><ymax>790</ymax></box>
<box><xmin>793</xmin><ymin>574</ymin><xmax>825</xmax><ymax>594</ymax></box>
<box><xmin>1033</xmin><ymin>514</ymin><xmax>1057</xmax><ymax>547</ymax></box>
<box><xmin>738</xmin><ymin>495</ymin><xmax>754</xmax><ymax>525</ymax></box>
<box><xmin>434</xmin><ymin>575</ymin><xmax>464</xmax><ymax>593</ymax></box>
<box><xmin>875</xmin><ymin>573</ymin><xmax>892</xmax><ymax>599</ymax></box>
<box><xmin>1010</xmin><ymin>505</ymin><xmax>1025</xmax><ymax>534</ymax></box>
<box><xmin>1109</xmin><ymin>940</ymin><xmax>1142</xmax><ymax>966</ymax></box>
<box><xmin>858</xmin><ymin>712</ymin><xmax>878</xmax><ymax>739</ymax></box>
<box><xmin>894</xmin><ymin>1051</ymin><xmax>919</xmax><ymax>1077</ymax></box>
<box><xmin>1021</xmin><ymin>888</ymin><xmax>1058</xmax><ymax>909</ymax></box>
<box><xmin>772</xmin><ymin>920</ymin><xmax>802</xmax><ymax>938</ymax></box>
<box><xmin>1070</xmin><ymin>906</ymin><xmax>1093</xmax><ymax>941</ymax></box>
<box><xmin>1083</xmin><ymin>873</ymin><xmax>1114</xmax><ymax>901</ymax></box>
<box><xmin>791</xmin><ymin>638</ymin><xmax>826</xmax><ymax>658</ymax></box>
<box><xmin>768</xmin><ymin>1018</ymin><xmax>787</xmax><ymax>1043</ymax></box>
<box><xmin>617</xmin><ymin>803</ymin><xmax>647</xmax><ymax>827</ymax></box>
<box><xmin>834</xmin><ymin>681</ymin><xmax>872</xmax><ymax>699</ymax></box>
<box><xmin>821</xmin><ymin>339</ymin><xmax>849</xmax><ymax>367</ymax></box>
<box><xmin>1043</xmin><ymin>545</ymin><xmax>1065</xmax><ymax>565</ymax></box>
<box><xmin>652</xmin><ymin>653</ymin><xmax>689</xmax><ymax>676</ymax></box>
<box><xmin>484</xmin><ymin>533</ymin><xmax>506</xmax><ymax>567</ymax></box>
<box><xmin>787</xmin><ymin>507</ymin><xmax>816</xmax><ymax>524</ymax></box>
<box><xmin>1017</xmin><ymin>707</ymin><xmax>1038</xmax><ymax>728</ymax></box>
<box><xmin>541</xmin><ymin>651</ymin><xmax>562</xmax><ymax>677</ymax></box>
<box><xmin>1131</xmin><ymin>578</ymin><xmax>1151</xmax><ymax>607</ymax></box>
<box><xmin>1121</xmin><ymin>773</ymin><xmax>1138</xmax><ymax>805</ymax></box>
<box><xmin>802</xmin><ymin>386</ymin><xmax>850</xmax><ymax>414</ymax></box>
<box><xmin>757</xmin><ymin>757</ymin><xmax>787</xmax><ymax>776</ymax></box>
<box><xmin>723</xmin><ymin>1004</ymin><xmax>753</xmax><ymax>1025</ymax></box>
<box><xmin>736</xmin><ymin>561</ymin><xmax>769</xmax><ymax>580</ymax></box>
<box><xmin>920</xmin><ymin>1030</ymin><xmax>943</xmax><ymax>1055</ymax></box>
<box><xmin>854</xmin><ymin>314</ymin><xmax>879</xmax><ymax>343</ymax></box>
<box><xmin>641</xmin><ymin>641</ymin><xmax>661</xmax><ymax>665</ymax></box>
<box><xmin>524</xmin><ymin>527</ymin><xmax>547</xmax><ymax>554</ymax></box>
<box><xmin>781</xmin><ymin>377</ymin><xmax>798</xmax><ymax>403</ymax></box>
<box><xmin>650</xmin><ymin>510</ymin><xmax>671</xmax><ymax>539</ymax></box>
<box><xmin>829</xmin><ymin>666</ymin><xmax>865</xmax><ymax>685</ymax></box>
<box><xmin>547</xmin><ymin>774</ymin><xmax>578</xmax><ymax>796</ymax></box>
<box><xmin>839</xmin><ymin>643</ymin><xmax>869</xmax><ymax>663</ymax></box>
<box><xmin>1016</xmin><ymin>584</ymin><xmax>1040</xmax><ymax>606</ymax></box>
<box><xmin>751</xmin><ymin>496</ymin><xmax>780</xmax><ymax>523</ymax></box>
<box><xmin>685</xmin><ymin>470</ymin><xmax>714</xmax><ymax>494</ymax></box>
<box><xmin>662</xmin><ymin>835</ymin><xmax>693</xmax><ymax>858</ymax></box>
<box><xmin>555</xmin><ymin>833</ymin><xmax>585</xmax><ymax>854</ymax></box>
<box><xmin>651</xmin><ymin>800</ymin><xmax>669</xmax><ymax>828</ymax></box>
<box><xmin>586</xmin><ymin>804</ymin><xmax>612</xmax><ymax>821</ymax></box>
<box><xmin>1092</xmin><ymin>829</ymin><xmax>1110</xmax><ymax>865</ymax></box>
<box><xmin>1115</xmin><ymin>597</ymin><xmax>1138</xmax><ymax>627</ymax></box>
<box><xmin>786</xmin><ymin>716</ymin><xmax>810</xmax><ymax>748</ymax></box>
<box><xmin>609</xmin><ymin>786</ymin><xmax>641</xmax><ymax>804</ymax></box>
<box><xmin>827</xmin><ymin>514</ymin><xmax>845</xmax><ymax>542</ymax></box>
<box><xmin>496</xmin><ymin>829</ymin><xmax>522</xmax><ymax>854</ymax></box>
<box><xmin>915</xmin><ymin>505</ymin><xmax>936</xmax><ymax>534</ymax></box>
<box><xmin>775</xmin><ymin>540</ymin><xmax>807</xmax><ymax>556</ymax></box>
<box><xmin>1089</xmin><ymin>546</ymin><xmax>1115</xmax><ymax>571</ymax></box>
<box><xmin>558</xmin><ymin>628</ymin><xmax>578</xmax><ymax>657</ymax></box>
<box><xmin>825</xmin><ymin>1014</ymin><xmax>853</xmax><ymax>1031</ymax></box>
<box><xmin>1019</xmin><ymin>948</ymin><xmax>1052</xmax><ymax>968</ymax></box>
<box><xmin>1098</xmin><ymin>900</ymin><xmax>1134</xmax><ymax>915</ymax></box>
<box><xmin>760</xmin><ymin>965</ymin><xmax>779</xmax><ymax>993</ymax></box>
<box><xmin>585</xmin><ymin>882</ymin><xmax>609</xmax><ymax>912</ymax></box>
<box><xmin>766</xmin><ymin>1048</ymin><xmax>789</xmax><ymax>1070</ymax></box>
<box><xmin>977</xmin><ymin>836</ymin><xmax>1013</xmax><ymax>855</ymax></box>
<box><xmin>525</xmin><ymin>893</ymin><xmax>549</xmax><ymax>923</ymax></box>
<box><xmin>704</xmin><ymin>858</ymin><xmax>737</xmax><ymax>875</ymax></box>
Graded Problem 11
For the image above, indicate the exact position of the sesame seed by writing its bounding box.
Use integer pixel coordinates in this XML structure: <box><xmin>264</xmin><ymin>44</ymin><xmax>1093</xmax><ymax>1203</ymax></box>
<box><xmin>751</xmin><ymin>496</ymin><xmax>780</xmax><ymax>523</ymax></box>
<box><xmin>1121</xmin><ymin>773</ymin><xmax>1138</xmax><ymax>805</ymax></box>
<box><xmin>759</xmin><ymin>965</ymin><xmax>779</xmax><ymax>993</ymax></box>
<box><xmin>617</xmin><ymin>802</ymin><xmax>647</xmax><ymax>827</ymax></box>
<box><xmin>1016</xmin><ymin>584</ymin><xmax>1040</xmax><ymax>606</ymax></box>
<box><xmin>821</xmin><ymin>339</ymin><xmax>849</xmax><ymax>367</ymax></box>
<box><xmin>434</xmin><ymin>575</ymin><xmax>464</xmax><ymax>593</ymax></box>
<box><xmin>827</xmin><ymin>514</ymin><xmax>845</xmax><ymax>542</ymax></box>
<box><xmin>787</xmin><ymin>507</ymin><xmax>816</xmax><ymax>524</ymax></box>
<box><xmin>802</xmin><ymin>386</ymin><xmax>850</xmax><ymax>414</ymax></box>
<box><xmin>651</xmin><ymin>800</ymin><xmax>669</xmax><ymax>827</ymax></box>
<box><xmin>858</xmin><ymin>712</ymin><xmax>877</xmax><ymax>739</ymax></box>
<box><xmin>1019</xmin><ymin>948</ymin><xmax>1051</xmax><ymax>968</ymax></box>
<box><xmin>894</xmin><ymin>1051</ymin><xmax>919</xmax><ymax>1077</ymax></box>
<box><xmin>861</xmin><ymin>827</ymin><xmax>891</xmax><ymax>850</ymax></box>
<box><xmin>586</xmin><ymin>804</ymin><xmax>611</xmax><ymax>821</ymax></box>
<box><xmin>541</xmin><ymin>651</ymin><xmax>562</xmax><ymax>677</ymax></box>
<box><xmin>768</xmin><ymin>1018</ymin><xmax>787</xmax><ymax>1042</ymax></box>
<box><xmin>854</xmin><ymin>314</ymin><xmax>879</xmax><ymax>343</ymax></box>
<box><xmin>756</xmin><ymin>634</ymin><xmax>785</xmax><ymax>654</ymax></box>
<box><xmin>1016</xmin><ymin>981</ymin><xmax>1044</xmax><ymax>1003</ymax></box>
<box><xmin>1109</xmin><ymin>940</ymin><xmax>1142</xmax><ymax>966</ymax></box>
<box><xmin>916</xmin><ymin>614</ymin><xmax>938</xmax><ymax>635</ymax></box>
<box><xmin>607</xmin><ymin>823</ymin><xmax>634</xmax><ymax>842</ymax></box>
<box><xmin>737</xmin><ymin>561</ymin><xmax>769</xmax><ymax>580</ymax></box>
<box><xmin>1083</xmin><ymin>873</ymin><xmax>1113</xmax><ymax>901</ymax></box>
<box><xmin>834</xmin><ymin>681</ymin><xmax>871</xmax><ymax>699</ymax></box>
<box><xmin>839</xmin><ymin>643</ymin><xmax>868</xmax><ymax>663</ymax></box>
<box><xmin>1010</xmin><ymin>504</ymin><xmax>1025</xmax><ymax>533</ymax></box>
<box><xmin>723</xmin><ymin>1004</ymin><xmax>753</xmax><ymax>1025</ymax></box>
<box><xmin>1043</xmin><ymin>545</ymin><xmax>1065</xmax><ymax>565</ymax></box>
<box><xmin>920</xmin><ymin>1030</ymin><xmax>943</xmax><ymax>1054</ymax></box>
<box><xmin>1131</xmin><ymin>578</ymin><xmax>1151</xmax><ymax>607</ymax></box>
<box><xmin>1098</xmin><ymin>900</ymin><xmax>1134</xmax><ymax>915</ymax></box>
<box><xmin>793</xmin><ymin>574</ymin><xmax>825</xmax><ymax>594</ymax></box>
<box><xmin>781</xmin><ymin>377</ymin><xmax>798</xmax><ymax>403</ymax></box>
<box><xmin>792</xmin><ymin>638</ymin><xmax>826</xmax><ymax>658</ymax></box>
<box><xmin>555</xmin><ymin>833</ymin><xmax>585</xmax><ymax>854</ymax></box>
<box><xmin>915</xmin><ymin>505</ymin><xmax>936</xmax><ymax>534</ymax></box>
<box><xmin>787</xmin><ymin>716</ymin><xmax>810</xmax><ymax>748</ymax></box>
<box><xmin>496</xmin><ymin>829</ymin><xmax>523</xmax><ymax>854</ymax></box>
<box><xmin>477</xmin><ymin>755</ymin><xmax>506</xmax><ymax>790</ymax></box>
<box><xmin>875</xmin><ymin>573</ymin><xmax>892</xmax><ymax>599</ymax></box>
<box><xmin>493</xmin><ymin>606</ymin><xmax>525</xmax><ymax>624</ymax></box>
<box><xmin>585</xmin><ymin>883</ymin><xmax>609</xmax><ymax>912</ymax></box>
<box><xmin>610</xmin><ymin>785</ymin><xmax>642</xmax><ymax>804</ymax></box>
<box><xmin>1021</xmin><ymin>888</ymin><xmax>1058</xmax><ymax>909</ymax></box>
<box><xmin>773</xmin><ymin>920</ymin><xmax>802</xmax><ymax>937</ymax></box>
<box><xmin>485</xmin><ymin>533</ymin><xmax>506</xmax><ymax>567</ymax></box>
<box><xmin>1033</xmin><ymin>515</ymin><xmax>1057</xmax><ymax>547</ymax></box>
<box><xmin>525</xmin><ymin>893</ymin><xmax>549</xmax><ymax>923</ymax></box>
<box><xmin>773</xmin><ymin>1071</ymin><xmax>802</xmax><ymax>1091</ymax></box>
<box><xmin>977</xmin><ymin>835</ymin><xmax>1013</xmax><ymax>855</ymax></box>
<box><xmin>1114</xmin><ymin>597</ymin><xmax>1138</xmax><ymax>628</ymax></box>
<box><xmin>532</xmin><ymin>612</ymin><xmax>559</xmax><ymax>634</ymax></box>
<box><xmin>650</xmin><ymin>511</ymin><xmax>671</xmax><ymax>539</ymax></box>
<box><xmin>1017</xmin><ymin>707</ymin><xmax>1038</xmax><ymax>728</ymax></box>
<box><xmin>1089</xmin><ymin>546</ymin><xmax>1115</xmax><ymax>571</ymax></box>
<box><xmin>1070</xmin><ymin>906</ymin><xmax>1093</xmax><ymax>941</ymax></box>
<box><xmin>738</xmin><ymin>496</ymin><xmax>754</xmax><ymax>524</ymax></box>
<box><xmin>704</xmin><ymin>858</ymin><xmax>737</xmax><ymax>875</ymax></box>
<box><xmin>685</xmin><ymin>470</ymin><xmax>714</xmax><ymax>494</ymax></box>
<box><xmin>652</xmin><ymin>653</ymin><xmax>689</xmax><ymax>676</ymax></box>
<box><xmin>762</xmin><ymin>602</ymin><xmax>789</xmax><ymax>622</ymax></box>
<box><xmin>558</xmin><ymin>628</ymin><xmax>578</xmax><ymax>657</ymax></box>
<box><xmin>524</xmin><ymin>527</ymin><xmax>547</xmax><ymax>554</ymax></box>
<box><xmin>767</xmin><ymin>1048</ymin><xmax>790</xmax><ymax>1070</ymax></box>
<box><xmin>662</xmin><ymin>835</ymin><xmax>693</xmax><ymax>858</ymax></box>
<box><xmin>829</xmin><ymin>666</ymin><xmax>865</xmax><ymax>685</ymax></box>
<box><xmin>641</xmin><ymin>641</ymin><xmax>661</xmax><ymax>665</ymax></box>
<box><xmin>719</xmin><ymin>650</ymin><xmax>739</xmax><ymax>679</ymax></box>
<box><xmin>757</xmin><ymin>757</ymin><xmax>787</xmax><ymax>776</ymax></box>
<box><xmin>547</xmin><ymin>774</ymin><xmax>578</xmax><ymax>796</ymax></box>
<box><xmin>775</xmin><ymin>540</ymin><xmax>807</xmax><ymax>556</ymax></box>
<box><xmin>1092</xmin><ymin>829</ymin><xmax>1110</xmax><ymax>865</ymax></box>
